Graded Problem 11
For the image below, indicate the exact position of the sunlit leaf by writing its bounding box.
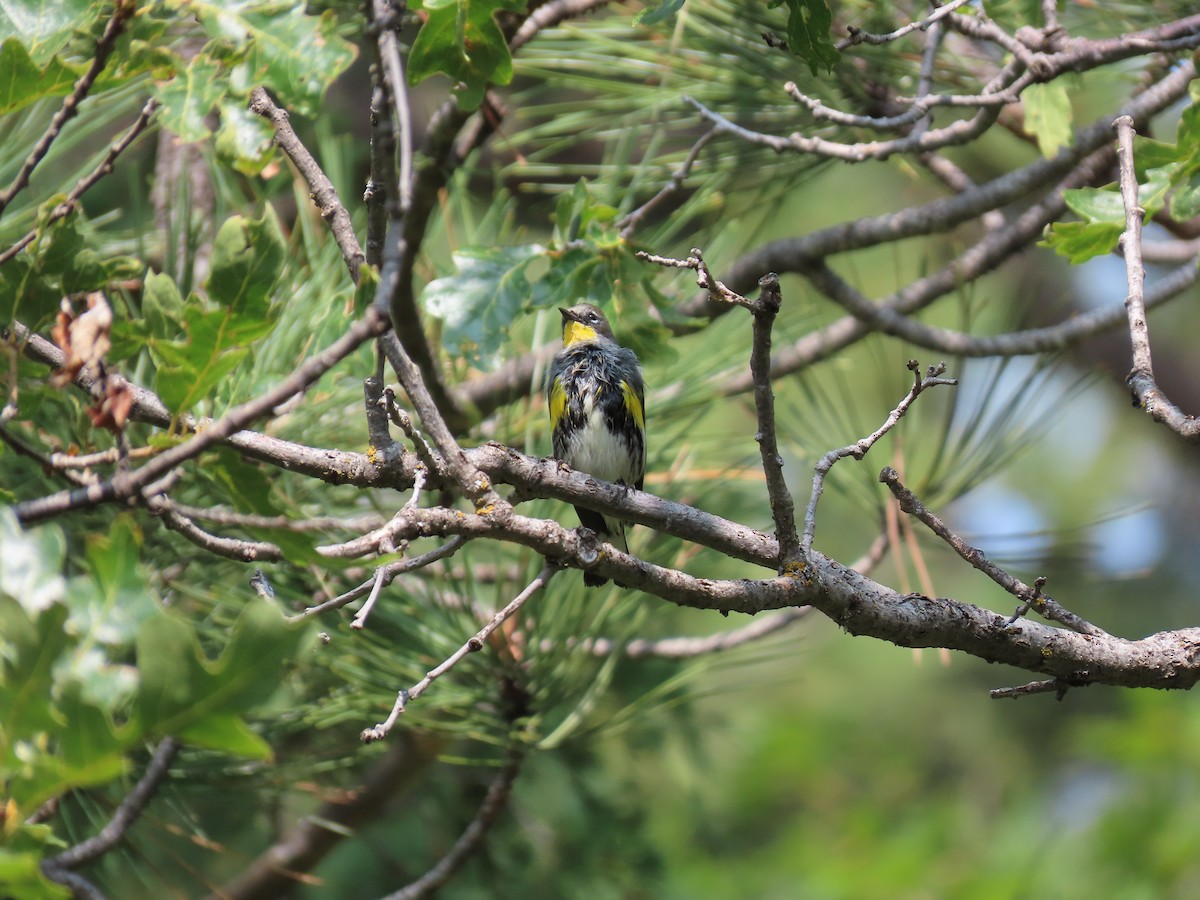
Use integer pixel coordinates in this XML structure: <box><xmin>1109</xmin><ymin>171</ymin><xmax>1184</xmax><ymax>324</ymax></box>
<box><xmin>0</xmin><ymin>38</ymin><xmax>79</xmax><ymax>114</ymax></box>
<box><xmin>423</xmin><ymin>244</ymin><xmax>547</xmax><ymax>360</ymax></box>
<box><xmin>1023</xmin><ymin>81</ymin><xmax>1072</xmax><ymax>158</ymax></box>
<box><xmin>408</xmin><ymin>0</ymin><xmax>525</xmax><ymax>110</ymax></box>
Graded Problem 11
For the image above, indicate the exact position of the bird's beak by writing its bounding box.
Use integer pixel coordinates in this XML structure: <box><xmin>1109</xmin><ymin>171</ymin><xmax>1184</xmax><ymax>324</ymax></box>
<box><xmin>558</xmin><ymin>307</ymin><xmax>573</xmax><ymax>322</ymax></box>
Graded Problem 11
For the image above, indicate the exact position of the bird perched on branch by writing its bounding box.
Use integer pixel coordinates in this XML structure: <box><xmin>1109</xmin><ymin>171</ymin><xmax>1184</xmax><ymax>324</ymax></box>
<box><xmin>546</xmin><ymin>303</ymin><xmax>646</xmax><ymax>586</ymax></box>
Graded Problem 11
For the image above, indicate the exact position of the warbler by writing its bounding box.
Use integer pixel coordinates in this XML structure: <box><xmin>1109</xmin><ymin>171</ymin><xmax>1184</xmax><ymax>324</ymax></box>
<box><xmin>546</xmin><ymin>303</ymin><xmax>646</xmax><ymax>586</ymax></box>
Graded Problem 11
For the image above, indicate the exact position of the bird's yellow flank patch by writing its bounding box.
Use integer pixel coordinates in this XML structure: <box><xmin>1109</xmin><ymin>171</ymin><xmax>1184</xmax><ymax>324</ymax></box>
<box><xmin>563</xmin><ymin>321</ymin><xmax>599</xmax><ymax>347</ymax></box>
<box><xmin>620</xmin><ymin>380</ymin><xmax>644</xmax><ymax>429</ymax></box>
<box><xmin>549</xmin><ymin>377</ymin><xmax>568</xmax><ymax>427</ymax></box>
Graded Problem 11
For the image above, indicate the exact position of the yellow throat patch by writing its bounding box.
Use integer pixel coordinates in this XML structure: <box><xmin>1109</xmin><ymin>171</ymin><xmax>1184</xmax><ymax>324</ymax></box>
<box><xmin>562</xmin><ymin>321</ymin><xmax>599</xmax><ymax>346</ymax></box>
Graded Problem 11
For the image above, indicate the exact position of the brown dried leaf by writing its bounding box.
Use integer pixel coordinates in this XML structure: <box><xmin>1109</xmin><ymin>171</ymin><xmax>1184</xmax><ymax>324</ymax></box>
<box><xmin>86</xmin><ymin>379</ymin><xmax>134</xmax><ymax>433</ymax></box>
<box><xmin>51</xmin><ymin>292</ymin><xmax>113</xmax><ymax>388</ymax></box>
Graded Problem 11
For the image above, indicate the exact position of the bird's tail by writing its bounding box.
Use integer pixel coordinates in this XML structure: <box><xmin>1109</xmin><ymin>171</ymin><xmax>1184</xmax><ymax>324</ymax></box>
<box><xmin>575</xmin><ymin>507</ymin><xmax>627</xmax><ymax>587</ymax></box>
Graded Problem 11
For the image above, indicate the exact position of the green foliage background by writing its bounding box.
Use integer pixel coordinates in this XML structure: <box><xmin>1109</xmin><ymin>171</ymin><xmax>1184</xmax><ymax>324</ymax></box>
<box><xmin>3</xmin><ymin>0</ymin><xmax>1200</xmax><ymax>897</ymax></box>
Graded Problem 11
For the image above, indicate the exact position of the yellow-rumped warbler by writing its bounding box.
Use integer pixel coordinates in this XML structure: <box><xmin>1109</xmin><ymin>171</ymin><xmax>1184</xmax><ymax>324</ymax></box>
<box><xmin>546</xmin><ymin>303</ymin><xmax>646</xmax><ymax>586</ymax></box>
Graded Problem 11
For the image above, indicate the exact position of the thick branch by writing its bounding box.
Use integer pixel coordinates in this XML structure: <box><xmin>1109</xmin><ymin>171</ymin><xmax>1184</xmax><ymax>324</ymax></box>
<box><xmin>1116</xmin><ymin>115</ymin><xmax>1200</xmax><ymax>441</ymax></box>
<box><xmin>14</xmin><ymin>307</ymin><xmax>391</xmax><ymax>525</ymax></box>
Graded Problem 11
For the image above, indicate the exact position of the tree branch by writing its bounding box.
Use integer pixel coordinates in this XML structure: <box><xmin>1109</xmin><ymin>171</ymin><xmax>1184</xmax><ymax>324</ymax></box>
<box><xmin>1116</xmin><ymin>114</ymin><xmax>1200</xmax><ymax>441</ymax></box>
<box><xmin>14</xmin><ymin>307</ymin><xmax>391</xmax><ymax>525</ymax></box>
<box><xmin>249</xmin><ymin>87</ymin><xmax>366</xmax><ymax>282</ymax></box>
<box><xmin>43</xmin><ymin>737</ymin><xmax>181</xmax><ymax>879</ymax></box>
<box><xmin>210</xmin><ymin>736</ymin><xmax>446</xmax><ymax>900</ymax></box>
<box><xmin>0</xmin><ymin>97</ymin><xmax>159</xmax><ymax>266</ymax></box>
<box><xmin>382</xmin><ymin>746</ymin><xmax>524</xmax><ymax>900</ymax></box>
<box><xmin>363</xmin><ymin>565</ymin><xmax>556</xmax><ymax>742</ymax></box>
<box><xmin>878</xmin><ymin>467</ymin><xmax>1103</xmax><ymax>637</ymax></box>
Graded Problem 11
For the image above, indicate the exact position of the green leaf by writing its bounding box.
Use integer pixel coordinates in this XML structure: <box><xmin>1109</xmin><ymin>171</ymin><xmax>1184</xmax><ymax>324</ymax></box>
<box><xmin>0</xmin><ymin>38</ymin><xmax>80</xmax><ymax>114</ymax></box>
<box><xmin>0</xmin><ymin>508</ymin><xmax>66</xmax><ymax>614</ymax></box>
<box><xmin>532</xmin><ymin>245</ymin><xmax>607</xmax><ymax>307</ymax></box>
<box><xmin>153</xmin><ymin>2</ymin><xmax>356</xmax><ymax>137</ymax></box>
<box><xmin>68</xmin><ymin>515</ymin><xmax>160</xmax><ymax>647</ymax></box>
<box><xmin>0</xmin><ymin>0</ymin><xmax>99</xmax><ymax>64</ymax></box>
<box><xmin>770</xmin><ymin>0</ymin><xmax>839</xmax><ymax>75</ymax></box>
<box><xmin>423</xmin><ymin>244</ymin><xmax>548</xmax><ymax>360</ymax></box>
<box><xmin>179</xmin><ymin>712</ymin><xmax>270</xmax><ymax>757</ymax></box>
<box><xmin>143</xmin><ymin>271</ymin><xmax>186</xmax><ymax>338</ymax></box>
<box><xmin>353</xmin><ymin>262</ymin><xmax>380</xmax><ymax>314</ymax></box>
<box><xmin>152</xmin><ymin>308</ymin><xmax>252</xmax><ymax>412</ymax></box>
<box><xmin>1170</xmin><ymin>161</ymin><xmax>1200</xmax><ymax>220</ymax></box>
<box><xmin>1023</xmin><ymin>81</ymin><xmax>1072</xmax><ymax>158</ymax></box>
<box><xmin>55</xmin><ymin>683</ymin><xmax>129</xmax><ymax>773</ymax></box>
<box><xmin>134</xmin><ymin>600</ymin><xmax>309</xmax><ymax>757</ymax></box>
<box><xmin>149</xmin><ymin>209</ymin><xmax>286</xmax><ymax>410</ymax></box>
<box><xmin>206</xmin><ymin>208</ymin><xmax>287</xmax><ymax>318</ymax></box>
<box><xmin>214</xmin><ymin>100</ymin><xmax>275</xmax><ymax>175</ymax></box>
<box><xmin>0</xmin><ymin>599</ymin><xmax>69</xmax><ymax>746</ymax></box>
<box><xmin>1063</xmin><ymin>186</ymin><xmax>1125</xmax><ymax>223</ymax></box>
<box><xmin>408</xmin><ymin>0</ymin><xmax>525</xmax><ymax>111</ymax></box>
<box><xmin>186</xmin><ymin>0</ymin><xmax>358</xmax><ymax>118</ymax></box>
<box><xmin>153</xmin><ymin>52</ymin><xmax>227</xmax><ymax>142</ymax></box>
<box><xmin>60</xmin><ymin>248</ymin><xmax>106</xmax><ymax>295</ymax></box>
<box><xmin>1061</xmin><ymin>168</ymin><xmax>1170</xmax><ymax>226</ymax></box>
<box><xmin>0</xmin><ymin>845</ymin><xmax>72</xmax><ymax>899</ymax></box>
<box><xmin>1132</xmin><ymin>136</ymin><xmax>1181</xmax><ymax>178</ymax></box>
<box><xmin>634</xmin><ymin>0</ymin><xmax>686</xmax><ymax>26</ymax></box>
<box><xmin>1040</xmin><ymin>220</ymin><xmax>1123</xmax><ymax>263</ymax></box>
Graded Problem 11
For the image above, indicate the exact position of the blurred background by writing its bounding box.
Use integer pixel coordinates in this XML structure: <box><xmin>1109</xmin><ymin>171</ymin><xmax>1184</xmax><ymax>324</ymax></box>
<box><xmin>5</xmin><ymin>1</ymin><xmax>1200</xmax><ymax>897</ymax></box>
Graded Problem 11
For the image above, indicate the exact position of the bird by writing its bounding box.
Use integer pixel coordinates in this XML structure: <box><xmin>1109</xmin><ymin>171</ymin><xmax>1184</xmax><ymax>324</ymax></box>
<box><xmin>546</xmin><ymin>303</ymin><xmax>646</xmax><ymax>586</ymax></box>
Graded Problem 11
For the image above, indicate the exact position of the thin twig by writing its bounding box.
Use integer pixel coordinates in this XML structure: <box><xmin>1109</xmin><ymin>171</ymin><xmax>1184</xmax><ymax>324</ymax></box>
<box><xmin>45</xmin><ymin>737</ymin><xmax>181</xmax><ymax>871</ymax></box>
<box><xmin>384</xmin><ymin>387</ymin><xmax>444</xmax><ymax>478</ymax></box>
<box><xmin>14</xmin><ymin>307</ymin><xmax>392</xmax><ymax>525</ymax></box>
<box><xmin>362</xmin><ymin>565</ymin><xmax>556</xmax><ymax>742</ymax></box>
<box><xmin>569</xmin><ymin>607</ymin><xmax>813</xmax><ymax>659</ymax></box>
<box><xmin>249</xmin><ymin>87</ymin><xmax>366</xmax><ymax>282</ymax></box>
<box><xmin>991</xmin><ymin>677</ymin><xmax>1073</xmax><ymax>700</ymax></box>
<box><xmin>383</xmin><ymin>745</ymin><xmax>525</xmax><ymax>900</ymax></box>
<box><xmin>878</xmin><ymin>467</ymin><xmax>1106</xmax><ymax>637</ymax></box>
<box><xmin>619</xmin><ymin>128</ymin><xmax>717</xmax><ymax>239</ymax></box>
<box><xmin>148</xmin><ymin>495</ymin><xmax>282</xmax><ymax>562</ymax></box>
<box><xmin>350</xmin><ymin>467</ymin><xmax>428</xmax><ymax>629</ymax></box>
<box><xmin>636</xmin><ymin>247</ymin><xmax>753</xmax><ymax>308</ymax></box>
<box><xmin>1006</xmin><ymin>575</ymin><xmax>1048</xmax><ymax>625</ymax></box>
<box><xmin>292</xmin><ymin>535</ymin><xmax>469</xmax><ymax>621</ymax></box>
<box><xmin>0</xmin><ymin>425</ymin><xmax>91</xmax><ymax>486</ymax></box>
<box><xmin>747</xmin><ymin>274</ymin><xmax>801</xmax><ymax>568</ymax></box>
<box><xmin>0</xmin><ymin>0</ymin><xmax>137</xmax><ymax>216</ymax></box>
<box><xmin>802</xmin><ymin>362</ymin><xmax>957</xmax><ymax>558</ymax></box>
<box><xmin>837</xmin><ymin>0</ymin><xmax>974</xmax><ymax>49</ymax></box>
<box><xmin>686</xmin><ymin>93</ymin><xmax>1008</xmax><ymax>163</ymax></box>
<box><xmin>0</xmin><ymin>97</ymin><xmax>159</xmax><ymax>266</ymax></box>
